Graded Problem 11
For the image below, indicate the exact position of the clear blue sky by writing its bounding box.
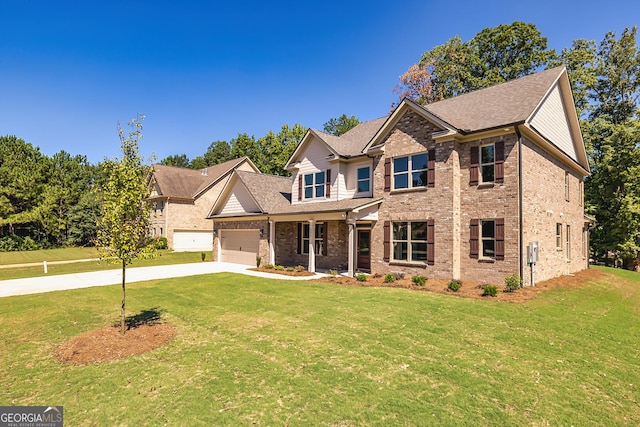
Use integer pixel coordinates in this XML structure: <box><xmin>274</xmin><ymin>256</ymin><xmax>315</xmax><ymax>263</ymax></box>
<box><xmin>1</xmin><ymin>0</ymin><xmax>637</xmax><ymax>164</ymax></box>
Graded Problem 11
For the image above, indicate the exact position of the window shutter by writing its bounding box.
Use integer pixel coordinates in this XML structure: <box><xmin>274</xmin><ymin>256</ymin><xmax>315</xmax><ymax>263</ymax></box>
<box><xmin>383</xmin><ymin>221</ymin><xmax>390</xmax><ymax>262</ymax></box>
<box><xmin>470</xmin><ymin>219</ymin><xmax>479</xmax><ymax>258</ymax></box>
<box><xmin>298</xmin><ymin>175</ymin><xmax>303</xmax><ymax>201</ymax></box>
<box><xmin>326</xmin><ymin>169</ymin><xmax>331</xmax><ymax>198</ymax></box>
<box><xmin>470</xmin><ymin>146</ymin><xmax>479</xmax><ymax>186</ymax></box>
<box><xmin>495</xmin><ymin>218</ymin><xmax>505</xmax><ymax>260</ymax></box>
<box><xmin>322</xmin><ymin>223</ymin><xmax>328</xmax><ymax>256</ymax></box>
<box><xmin>427</xmin><ymin>219</ymin><xmax>435</xmax><ymax>265</ymax></box>
<box><xmin>384</xmin><ymin>158</ymin><xmax>391</xmax><ymax>191</ymax></box>
<box><xmin>427</xmin><ymin>149</ymin><xmax>435</xmax><ymax>187</ymax></box>
<box><xmin>297</xmin><ymin>222</ymin><xmax>302</xmax><ymax>254</ymax></box>
<box><xmin>495</xmin><ymin>141</ymin><xmax>505</xmax><ymax>183</ymax></box>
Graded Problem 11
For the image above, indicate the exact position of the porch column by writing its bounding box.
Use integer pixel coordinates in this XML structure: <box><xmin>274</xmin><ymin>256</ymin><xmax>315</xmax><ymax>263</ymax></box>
<box><xmin>308</xmin><ymin>219</ymin><xmax>316</xmax><ymax>273</ymax></box>
<box><xmin>268</xmin><ymin>220</ymin><xmax>275</xmax><ymax>264</ymax></box>
<box><xmin>347</xmin><ymin>221</ymin><xmax>356</xmax><ymax>277</ymax></box>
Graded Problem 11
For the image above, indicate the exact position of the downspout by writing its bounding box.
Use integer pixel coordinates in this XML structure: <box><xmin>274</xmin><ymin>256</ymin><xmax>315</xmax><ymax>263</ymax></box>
<box><xmin>515</xmin><ymin>125</ymin><xmax>524</xmax><ymax>283</ymax></box>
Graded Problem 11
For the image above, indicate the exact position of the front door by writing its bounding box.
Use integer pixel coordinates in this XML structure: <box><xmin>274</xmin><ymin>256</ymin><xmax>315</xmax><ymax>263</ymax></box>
<box><xmin>357</xmin><ymin>229</ymin><xmax>371</xmax><ymax>271</ymax></box>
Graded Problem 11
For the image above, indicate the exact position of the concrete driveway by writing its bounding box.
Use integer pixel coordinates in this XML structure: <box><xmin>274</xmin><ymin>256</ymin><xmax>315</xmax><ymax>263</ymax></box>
<box><xmin>0</xmin><ymin>262</ymin><xmax>323</xmax><ymax>298</ymax></box>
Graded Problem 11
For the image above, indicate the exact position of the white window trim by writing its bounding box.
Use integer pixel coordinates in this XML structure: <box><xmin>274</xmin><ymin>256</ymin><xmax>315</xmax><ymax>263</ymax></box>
<box><xmin>480</xmin><ymin>219</ymin><xmax>496</xmax><ymax>260</ymax></box>
<box><xmin>301</xmin><ymin>222</ymin><xmax>325</xmax><ymax>255</ymax></box>
<box><xmin>356</xmin><ymin>166</ymin><xmax>371</xmax><ymax>195</ymax></box>
<box><xmin>555</xmin><ymin>223</ymin><xmax>563</xmax><ymax>250</ymax></box>
<box><xmin>392</xmin><ymin>152</ymin><xmax>428</xmax><ymax>190</ymax></box>
<box><xmin>391</xmin><ymin>221</ymin><xmax>428</xmax><ymax>263</ymax></box>
<box><xmin>303</xmin><ymin>171</ymin><xmax>326</xmax><ymax>200</ymax></box>
<box><xmin>565</xmin><ymin>224</ymin><xmax>571</xmax><ymax>261</ymax></box>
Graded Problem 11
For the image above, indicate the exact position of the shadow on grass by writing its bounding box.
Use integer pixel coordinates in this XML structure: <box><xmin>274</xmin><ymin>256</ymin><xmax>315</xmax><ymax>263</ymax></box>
<box><xmin>113</xmin><ymin>307</ymin><xmax>167</xmax><ymax>330</ymax></box>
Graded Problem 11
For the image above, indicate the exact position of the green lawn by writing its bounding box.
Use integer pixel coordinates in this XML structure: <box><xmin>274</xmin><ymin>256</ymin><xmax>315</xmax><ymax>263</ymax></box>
<box><xmin>0</xmin><ymin>250</ymin><xmax>210</xmax><ymax>280</ymax></box>
<box><xmin>0</xmin><ymin>247</ymin><xmax>99</xmax><ymax>265</ymax></box>
<box><xmin>1</xmin><ymin>266</ymin><xmax>638</xmax><ymax>425</ymax></box>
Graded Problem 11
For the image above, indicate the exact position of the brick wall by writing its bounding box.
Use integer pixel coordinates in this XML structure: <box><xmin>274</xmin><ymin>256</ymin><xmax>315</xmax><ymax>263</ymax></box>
<box><xmin>275</xmin><ymin>220</ymin><xmax>349</xmax><ymax>270</ymax></box>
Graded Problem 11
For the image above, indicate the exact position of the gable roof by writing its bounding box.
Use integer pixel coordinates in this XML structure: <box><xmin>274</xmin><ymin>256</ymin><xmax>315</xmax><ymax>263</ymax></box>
<box><xmin>285</xmin><ymin>117</ymin><xmax>388</xmax><ymax>169</ymax></box>
<box><xmin>151</xmin><ymin>157</ymin><xmax>257</xmax><ymax>200</ymax></box>
<box><xmin>365</xmin><ymin>66</ymin><xmax>589</xmax><ymax>174</ymax></box>
<box><xmin>209</xmin><ymin>169</ymin><xmax>381</xmax><ymax>218</ymax></box>
<box><xmin>424</xmin><ymin>66</ymin><xmax>566</xmax><ymax>133</ymax></box>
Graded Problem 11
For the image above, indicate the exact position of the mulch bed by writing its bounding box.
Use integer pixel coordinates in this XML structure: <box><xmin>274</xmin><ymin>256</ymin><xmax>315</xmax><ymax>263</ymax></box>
<box><xmin>250</xmin><ymin>267</ymin><xmax>315</xmax><ymax>276</ymax></box>
<box><xmin>53</xmin><ymin>323</ymin><xmax>176</xmax><ymax>365</ymax></box>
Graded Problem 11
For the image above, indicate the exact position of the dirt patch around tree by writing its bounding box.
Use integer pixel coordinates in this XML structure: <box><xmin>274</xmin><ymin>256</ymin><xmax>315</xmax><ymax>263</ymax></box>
<box><xmin>54</xmin><ymin>308</ymin><xmax>176</xmax><ymax>365</ymax></box>
<box><xmin>310</xmin><ymin>268</ymin><xmax>606</xmax><ymax>303</ymax></box>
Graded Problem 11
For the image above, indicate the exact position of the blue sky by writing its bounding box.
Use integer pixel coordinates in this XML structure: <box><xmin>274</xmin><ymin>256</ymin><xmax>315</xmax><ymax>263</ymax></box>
<box><xmin>1</xmin><ymin>0</ymin><xmax>638</xmax><ymax>164</ymax></box>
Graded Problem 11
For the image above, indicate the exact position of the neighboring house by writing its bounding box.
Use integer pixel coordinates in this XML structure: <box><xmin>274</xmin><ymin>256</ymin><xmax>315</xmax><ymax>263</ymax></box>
<box><xmin>148</xmin><ymin>157</ymin><xmax>259</xmax><ymax>251</ymax></box>
<box><xmin>208</xmin><ymin>66</ymin><xmax>590</xmax><ymax>286</ymax></box>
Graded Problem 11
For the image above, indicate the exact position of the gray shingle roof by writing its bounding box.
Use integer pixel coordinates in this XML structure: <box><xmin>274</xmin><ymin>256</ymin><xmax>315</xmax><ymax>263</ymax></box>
<box><xmin>424</xmin><ymin>66</ymin><xmax>564</xmax><ymax>133</ymax></box>
<box><xmin>152</xmin><ymin>157</ymin><xmax>250</xmax><ymax>199</ymax></box>
<box><xmin>214</xmin><ymin>170</ymin><xmax>381</xmax><ymax>217</ymax></box>
<box><xmin>317</xmin><ymin>116</ymin><xmax>388</xmax><ymax>157</ymax></box>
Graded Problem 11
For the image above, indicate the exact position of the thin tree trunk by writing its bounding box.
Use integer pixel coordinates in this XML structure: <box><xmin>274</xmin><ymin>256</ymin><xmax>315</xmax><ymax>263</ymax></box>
<box><xmin>121</xmin><ymin>260</ymin><xmax>126</xmax><ymax>335</ymax></box>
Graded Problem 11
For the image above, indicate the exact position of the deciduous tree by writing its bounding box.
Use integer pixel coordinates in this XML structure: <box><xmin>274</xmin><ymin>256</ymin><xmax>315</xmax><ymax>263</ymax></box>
<box><xmin>96</xmin><ymin>114</ymin><xmax>154</xmax><ymax>335</ymax></box>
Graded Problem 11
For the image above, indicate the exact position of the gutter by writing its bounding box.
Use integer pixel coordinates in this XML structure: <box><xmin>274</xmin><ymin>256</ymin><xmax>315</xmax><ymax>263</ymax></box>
<box><xmin>515</xmin><ymin>125</ymin><xmax>524</xmax><ymax>283</ymax></box>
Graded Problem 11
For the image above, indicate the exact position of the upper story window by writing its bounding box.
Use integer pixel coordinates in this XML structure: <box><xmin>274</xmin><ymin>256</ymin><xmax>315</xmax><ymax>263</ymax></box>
<box><xmin>393</xmin><ymin>152</ymin><xmax>428</xmax><ymax>190</ymax></box>
<box><xmin>480</xmin><ymin>145</ymin><xmax>495</xmax><ymax>183</ymax></box>
<box><xmin>565</xmin><ymin>172</ymin><xmax>570</xmax><ymax>201</ymax></box>
<box><xmin>470</xmin><ymin>142</ymin><xmax>504</xmax><ymax>185</ymax></box>
<box><xmin>304</xmin><ymin>171</ymin><xmax>326</xmax><ymax>199</ymax></box>
<box><xmin>357</xmin><ymin>167</ymin><xmax>370</xmax><ymax>193</ymax></box>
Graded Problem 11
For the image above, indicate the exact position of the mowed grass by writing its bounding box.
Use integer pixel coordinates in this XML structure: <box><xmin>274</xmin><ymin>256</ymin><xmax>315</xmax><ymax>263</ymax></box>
<box><xmin>0</xmin><ymin>250</ymin><xmax>209</xmax><ymax>280</ymax></box>
<box><xmin>0</xmin><ymin>247</ymin><xmax>99</xmax><ymax>265</ymax></box>
<box><xmin>0</xmin><ymin>266</ymin><xmax>639</xmax><ymax>426</ymax></box>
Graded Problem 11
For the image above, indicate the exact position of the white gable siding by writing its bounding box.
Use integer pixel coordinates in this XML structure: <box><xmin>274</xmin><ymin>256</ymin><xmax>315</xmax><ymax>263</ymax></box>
<box><xmin>219</xmin><ymin>184</ymin><xmax>260</xmax><ymax>215</ymax></box>
<box><xmin>341</xmin><ymin>159</ymin><xmax>373</xmax><ymax>199</ymax></box>
<box><xmin>530</xmin><ymin>84</ymin><xmax>578</xmax><ymax>162</ymax></box>
<box><xmin>292</xmin><ymin>136</ymin><xmax>336</xmax><ymax>204</ymax></box>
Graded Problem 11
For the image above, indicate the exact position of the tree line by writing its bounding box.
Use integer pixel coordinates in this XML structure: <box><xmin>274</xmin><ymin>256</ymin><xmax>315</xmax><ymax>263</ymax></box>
<box><xmin>0</xmin><ymin>115</ymin><xmax>359</xmax><ymax>250</ymax></box>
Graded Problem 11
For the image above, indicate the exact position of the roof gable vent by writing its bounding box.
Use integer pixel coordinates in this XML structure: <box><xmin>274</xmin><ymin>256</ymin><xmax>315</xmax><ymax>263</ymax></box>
<box><xmin>201</xmin><ymin>168</ymin><xmax>208</xmax><ymax>176</ymax></box>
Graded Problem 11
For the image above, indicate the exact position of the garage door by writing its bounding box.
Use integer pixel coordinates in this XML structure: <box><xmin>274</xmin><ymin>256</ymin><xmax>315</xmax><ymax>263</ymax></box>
<box><xmin>220</xmin><ymin>230</ymin><xmax>260</xmax><ymax>265</ymax></box>
<box><xmin>173</xmin><ymin>230</ymin><xmax>213</xmax><ymax>252</ymax></box>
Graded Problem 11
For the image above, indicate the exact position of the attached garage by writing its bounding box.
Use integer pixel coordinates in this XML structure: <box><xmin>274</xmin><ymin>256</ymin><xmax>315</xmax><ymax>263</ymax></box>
<box><xmin>220</xmin><ymin>229</ymin><xmax>260</xmax><ymax>265</ymax></box>
<box><xmin>173</xmin><ymin>230</ymin><xmax>213</xmax><ymax>252</ymax></box>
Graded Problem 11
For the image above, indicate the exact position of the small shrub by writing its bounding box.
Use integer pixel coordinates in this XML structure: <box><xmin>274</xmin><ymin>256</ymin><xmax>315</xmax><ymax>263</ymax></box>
<box><xmin>504</xmin><ymin>272</ymin><xmax>523</xmax><ymax>292</ymax></box>
<box><xmin>256</xmin><ymin>255</ymin><xmax>261</xmax><ymax>268</ymax></box>
<box><xmin>384</xmin><ymin>273</ymin><xmax>396</xmax><ymax>283</ymax></box>
<box><xmin>286</xmin><ymin>266</ymin><xmax>294</xmax><ymax>272</ymax></box>
<box><xmin>201</xmin><ymin>252</ymin><xmax>206</xmax><ymax>262</ymax></box>
<box><xmin>154</xmin><ymin>237</ymin><xmax>168</xmax><ymax>250</ymax></box>
<box><xmin>294</xmin><ymin>265</ymin><xmax>305</xmax><ymax>272</ymax></box>
<box><xmin>412</xmin><ymin>275</ymin><xmax>426</xmax><ymax>286</ymax></box>
<box><xmin>329</xmin><ymin>269</ymin><xmax>338</xmax><ymax>277</ymax></box>
<box><xmin>263</xmin><ymin>263</ymin><xmax>274</xmax><ymax>269</ymax></box>
<box><xmin>447</xmin><ymin>279</ymin><xmax>462</xmax><ymax>292</ymax></box>
<box><xmin>274</xmin><ymin>265</ymin><xmax>284</xmax><ymax>271</ymax></box>
<box><xmin>482</xmin><ymin>284</ymin><xmax>498</xmax><ymax>297</ymax></box>
<box><xmin>356</xmin><ymin>273</ymin><xmax>367</xmax><ymax>282</ymax></box>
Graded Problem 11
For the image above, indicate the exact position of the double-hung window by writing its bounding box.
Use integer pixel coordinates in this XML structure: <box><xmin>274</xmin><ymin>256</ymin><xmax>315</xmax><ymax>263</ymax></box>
<box><xmin>304</xmin><ymin>171</ymin><xmax>325</xmax><ymax>199</ymax></box>
<box><xmin>357</xmin><ymin>167</ymin><xmax>370</xmax><ymax>194</ymax></box>
<box><xmin>480</xmin><ymin>144</ymin><xmax>495</xmax><ymax>183</ymax></box>
<box><xmin>565</xmin><ymin>225</ymin><xmax>571</xmax><ymax>261</ymax></box>
<box><xmin>556</xmin><ymin>223</ymin><xmax>563</xmax><ymax>250</ymax></box>
<box><xmin>300</xmin><ymin>223</ymin><xmax>326</xmax><ymax>256</ymax></box>
<box><xmin>393</xmin><ymin>153</ymin><xmax>428</xmax><ymax>190</ymax></box>
<box><xmin>392</xmin><ymin>221</ymin><xmax>427</xmax><ymax>262</ymax></box>
<box><xmin>481</xmin><ymin>220</ymin><xmax>495</xmax><ymax>258</ymax></box>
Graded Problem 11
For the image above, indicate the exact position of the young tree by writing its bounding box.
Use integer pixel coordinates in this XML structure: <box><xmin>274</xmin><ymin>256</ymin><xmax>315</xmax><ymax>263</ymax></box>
<box><xmin>96</xmin><ymin>114</ymin><xmax>154</xmax><ymax>335</ymax></box>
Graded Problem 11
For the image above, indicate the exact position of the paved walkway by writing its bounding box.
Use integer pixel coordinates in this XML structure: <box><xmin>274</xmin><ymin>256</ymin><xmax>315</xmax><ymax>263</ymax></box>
<box><xmin>0</xmin><ymin>262</ymin><xmax>324</xmax><ymax>298</ymax></box>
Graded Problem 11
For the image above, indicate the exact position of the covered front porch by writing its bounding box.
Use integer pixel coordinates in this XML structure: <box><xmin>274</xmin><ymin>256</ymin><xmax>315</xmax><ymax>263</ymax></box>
<box><xmin>266</xmin><ymin>202</ymin><xmax>379</xmax><ymax>276</ymax></box>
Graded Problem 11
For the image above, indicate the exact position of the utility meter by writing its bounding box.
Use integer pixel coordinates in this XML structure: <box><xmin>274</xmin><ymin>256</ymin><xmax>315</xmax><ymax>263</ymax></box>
<box><xmin>527</xmin><ymin>242</ymin><xmax>539</xmax><ymax>264</ymax></box>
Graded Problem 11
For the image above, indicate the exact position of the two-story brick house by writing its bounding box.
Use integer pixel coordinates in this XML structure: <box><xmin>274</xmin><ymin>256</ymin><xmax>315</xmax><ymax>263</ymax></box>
<box><xmin>148</xmin><ymin>157</ymin><xmax>259</xmax><ymax>251</ymax></box>
<box><xmin>208</xmin><ymin>66</ymin><xmax>590</xmax><ymax>285</ymax></box>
